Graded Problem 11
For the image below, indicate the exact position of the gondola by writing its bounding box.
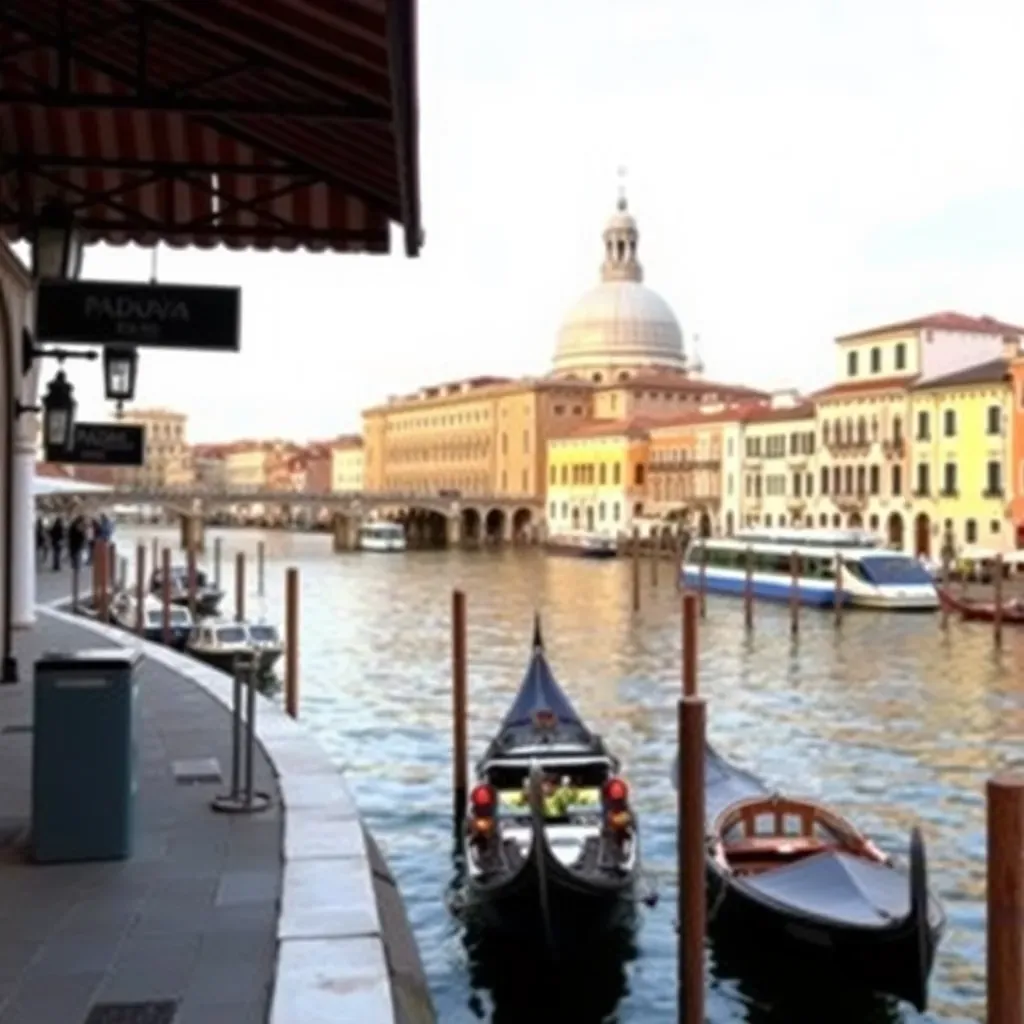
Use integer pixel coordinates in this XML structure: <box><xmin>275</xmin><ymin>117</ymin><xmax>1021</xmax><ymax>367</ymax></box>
<box><xmin>674</xmin><ymin>746</ymin><xmax>946</xmax><ymax>1011</ymax></box>
<box><xmin>462</xmin><ymin>617</ymin><xmax>638</xmax><ymax>947</ymax></box>
<box><xmin>937</xmin><ymin>586</ymin><xmax>1024</xmax><ymax>624</ymax></box>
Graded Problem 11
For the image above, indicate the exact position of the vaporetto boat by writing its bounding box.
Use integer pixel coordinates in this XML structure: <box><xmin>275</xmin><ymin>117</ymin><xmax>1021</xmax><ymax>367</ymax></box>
<box><xmin>358</xmin><ymin>521</ymin><xmax>407</xmax><ymax>552</ymax></box>
<box><xmin>681</xmin><ymin>529</ymin><xmax>939</xmax><ymax>611</ymax></box>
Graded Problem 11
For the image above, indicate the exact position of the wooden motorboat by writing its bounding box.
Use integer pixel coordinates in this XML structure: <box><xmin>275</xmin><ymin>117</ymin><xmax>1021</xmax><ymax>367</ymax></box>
<box><xmin>245</xmin><ymin>621</ymin><xmax>285</xmax><ymax>674</ymax></box>
<box><xmin>185</xmin><ymin>619</ymin><xmax>280</xmax><ymax>677</ymax></box>
<box><xmin>110</xmin><ymin>591</ymin><xmax>193</xmax><ymax>649</ymax></box>
<box><xmin>462</xmin><ymin>618</ymin><xmax>638</xmax><ymax>947</ymax></box>
<box><xmin>675</xmin><ymin>747</ymin><xmax>945</xmax><ymax>1011</ymax></box>
<box><xmin>545</xmin><ymin>532</ymin><xmax>618</xmax><ymax>559</ymax></box>
<box><xmin>937</xmin><ymin>586</ymin><xmax>1024</xmax><ymax>624</ymax></box>
<box><xmin>149</xmin><ymin>565</ymin><xmax>224</xmax><ymax>617</ymax></box>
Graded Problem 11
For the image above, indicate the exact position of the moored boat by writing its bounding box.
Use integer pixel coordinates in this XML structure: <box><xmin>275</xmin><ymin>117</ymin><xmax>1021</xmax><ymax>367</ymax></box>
<box><xmin>936</xmin><ymin>586</ymin><xmax>1024</xmax><ymax>624</ymax></box>
<box><xmin>149</xmin><ymin>564</ymin><xmax>224</xmax><ymax>617</ymax></box>
<box><xmin>110</xmin><ymin>591</ymin><xmax>193</xmax><ymax>649</ymax></box>
<box><xmin>462</xmin><ymin>618</ymin><xmax>639</xmax><ymax>947</ymax></box>
<box><xmin>358</xmin><ymin>521</ymin><xmax>407</xmax><ymax>552</ymax></box>
<box><xmin>545</xmin><ymin>532</ymin><xmax>618</xmax><ymax>559</ymax></box>
<box><xmin>186</xmin><ymin>619</ymin><xmax>282</xmax><ymax>677</ymax></box>
<box><xmin>246</xmin><ymin>621</ymin><xmax>285</xmax><ymax>673</ymax></box>
<box><xmin>675</xmin><ymin>746</ymin><xmax>945</xmax><ymax>1010</ymax></box>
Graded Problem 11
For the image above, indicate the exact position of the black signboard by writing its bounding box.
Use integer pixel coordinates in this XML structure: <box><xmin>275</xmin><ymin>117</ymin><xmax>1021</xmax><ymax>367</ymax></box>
<box><xmin>48</xmin><ymin>422</ymin><xmax>146</xmax><ymax>467</ymax></box>
<box><xmin>36</xmin><ymin>280</ymin><xmax>240</xmax><ymax>352</ymax></box>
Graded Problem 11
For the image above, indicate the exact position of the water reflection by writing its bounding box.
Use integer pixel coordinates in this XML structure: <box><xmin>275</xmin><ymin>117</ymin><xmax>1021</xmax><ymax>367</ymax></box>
<box><xmin>121</xmin><ymin>528</ymin><xmax>1023</xmax><ymax>1023</ymax></box>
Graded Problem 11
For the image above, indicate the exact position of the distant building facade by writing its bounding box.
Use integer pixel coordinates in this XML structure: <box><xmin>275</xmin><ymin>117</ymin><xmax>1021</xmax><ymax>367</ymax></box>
<box><xmin>330</xmin><ymin>435</ymin><xmax>364</xmax><ymax>493</ymax></box>
<box><xmin>116</xmin><ymin>408</ymin><xmax>192</xmax><ymax>490</ymax></box>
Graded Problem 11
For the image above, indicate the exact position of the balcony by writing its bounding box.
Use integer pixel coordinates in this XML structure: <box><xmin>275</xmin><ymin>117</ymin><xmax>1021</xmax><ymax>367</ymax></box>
<box><xmin>649</xmin><ymin>458</ymin><xmax>721</xmax><ymax>473</ymax></box>
<box><xmin>834</xmin><ymin>493</ymin><xmax>866</xmax><ymax>513</ymax></box>
<box><xmin>786</xmin><ymin>497</ymin><xmax>807</xmax><ymax>514</ymax></box>
<box><xmin>882</xmin><ymin>438</ymin><xmax>905</xmax><ymax>458</ymax></box>
<box><xmin>826</xmin><ymin>437</ymin><xmax>871</xmax><ymax>455</ymax></box>
<box><xmin>983</xmin><ymin>488</ymin><xmax>1005</xmax><ymax>500</ymax></box>
<box><xmin>939</xmin><ymin>488</ymin><xmax>959</xmax><ymax>499</ymax></box>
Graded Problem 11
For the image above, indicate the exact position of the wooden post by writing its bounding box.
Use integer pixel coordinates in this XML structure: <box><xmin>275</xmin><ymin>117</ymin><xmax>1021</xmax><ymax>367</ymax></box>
<box><xmin>234</xmin><ymin>551</ymin><xmax>246</xmax><ymax>623</ymax></box>
<box><xmin>285</xmin><ymin>567</ymin><xmax>299</xmax><ymax>719</ymax></box>
<box><xmin>993</xmin><ymin>553</ymin><xmax>1004</xmax><ymax>649</ymax></box>
<box><xmin>118</xmin><ymin>556</ymin><xmax>128</xmax><ymax>592</ymax></box>
<box><xmin>682</xmin><ymin>593</ymin><xmax>698</xmax><ymax>698</ymax></box>
<box><xmin>650</xmin><ymin>532</ymin><xmax>659</xmax><ymax>588</ymax></box>
<box><xmin>452</xmin><ymin>589</ymin><xmax>468</xmax><ymax>825</ymax></box>
<box><xmin>986</xmin><ymin>774</ymin><xmax>1024</xmax><ymax>1024</ymax></box>
<box><xmin>135</xmin><ymin>544</ymin><xmax>146</xmax><ymax>636</ymax></box>
<box><xmin>678</xmin><ymin>695</ymin><xmax>706</xmax><ymax>1024</ymax></box>
<box><xmin>213</xmin><ymin>536</ymin><xmax>222</xmax><ymax>588</ymax></box>
<box><xmin>631</xmin><ymin>527</ymin><xmax>641</xmax><ymax>612</ymax></box>
<box><xmin>96</xmin><ymin>539</ymin><xmax>110</xmax><ymax>623</ymax></box>
<box><xmin>186</xmin><ymin>541</ymin><xmax>197</xmax><ymax>621</ymax></box>
<box><xmin>675</xmin><ymin>532</ymin><xmax>684</xmax><ymax>593</ymax></box>
<box><xmin>698</xmin><ymin>544</ymin><xmax>707</xmax><ymax>619</ymax></box>
<box><xmin>161</xmin><ymin>547</ymin><xmax>172</xmax><ymax>646</ymax></box>
<box><xmin>940</xmin><ymin>546</ymin><xmax>951</xmax><ymax>631</ymax></box>
<box><xmin>834</xmin><ymin>554</ymin><xmax>844</xmax><ymax>628</ymax></box>
<box><xmin>151</xmin><ymin>537</ymin><xmax>159</xmax><ymax>576</ymax></box>
<box><xmin>107</xmin><ymin>542</ymin><xmax>117</xmax><ymax>592</ymax></box>
<box><xmin>743</xmin><ymin>546</ymin><xmax>754</xmax><ymax>630</ymax></box>
<box><xmin>71</xmin><ymin>560</ymin><xmax>80</xmax><ymax>614</ymax></box>
<box><xmin>257</xmin><ymin>541</ymin><xmax>266</xmax><ymax>598</ymax></box>
<box><xmin>789</xmin><ymin>550</ymin><xmax>800</xmax><ymax>637</ymax></box>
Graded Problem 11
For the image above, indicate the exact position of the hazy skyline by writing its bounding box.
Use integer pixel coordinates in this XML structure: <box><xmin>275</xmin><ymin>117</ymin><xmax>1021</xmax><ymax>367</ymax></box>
<box><xmin>24</xmin><ymin>0</ymin><xmax>1024</xmax><ymax>443</ymax></box>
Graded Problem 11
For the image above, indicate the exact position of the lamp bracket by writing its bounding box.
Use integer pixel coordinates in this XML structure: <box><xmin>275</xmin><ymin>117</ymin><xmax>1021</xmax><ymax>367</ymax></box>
<box><xmin>13</xmin><ymin>401</ymin><xmax>40</xmax><ymax>417</ymax></box>
<box><xmin>21</xmin><ymin>329</ymin><xmax>97</xmax><ymax>374</ymax></box>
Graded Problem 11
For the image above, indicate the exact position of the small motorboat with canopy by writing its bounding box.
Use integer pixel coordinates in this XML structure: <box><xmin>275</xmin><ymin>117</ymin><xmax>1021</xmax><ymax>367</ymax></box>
<box><xmin>462</xmin><ymin>617</ymin><xmax>639</xmax><ymax>945</ymax></box>
<box><xmin>674</xmin><ymin>745</ymin><xmax>946</xmax><ymax>1010</ymax></box>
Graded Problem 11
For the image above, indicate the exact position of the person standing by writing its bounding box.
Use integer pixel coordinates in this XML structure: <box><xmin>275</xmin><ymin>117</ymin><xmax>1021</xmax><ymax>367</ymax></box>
<box><xmin>35</xmin><ymin>516</ymin><xmax>47</xmax><ymax>567</ymax></box>
<box><xmin>49</xmin><ymin>515</ymin><xmax>65</xmax><ymax>572</ymax></box>
<box><xmin>68</xmin><ymin>515</ymin><xmax>86</xmax><ymax>572</ymax></box>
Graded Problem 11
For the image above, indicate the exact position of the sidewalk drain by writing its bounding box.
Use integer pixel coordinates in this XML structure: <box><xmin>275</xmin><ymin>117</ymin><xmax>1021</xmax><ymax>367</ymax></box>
<box><xmin>84</xmin><ymin>1001</ymin><xmax>178</xmax><ymax>1024</ymax></box>
<box><xmin>172</xmin><ymin>757</ymin><xmax>222</xmax><ymax>784</ymax></box>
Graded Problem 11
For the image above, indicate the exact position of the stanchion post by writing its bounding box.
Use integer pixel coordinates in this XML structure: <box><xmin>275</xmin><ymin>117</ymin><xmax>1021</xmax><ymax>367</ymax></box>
<box><xmin>789</xmin><ymin>550</ymin><xmax>800</xmax><ymax>637</ymax></box>
<box><xmin>161</xmin><ymin>548</ymin><xmax>172</xmax><ymax>646</ymax></box>
<box><xmin>257</xmin><ymin>541</ymin><xmax>266</xmax><ymax>598</ymax></box>
<box><xmin>135</xmin><ymin>544</ymin><xmax>146</xmax><ymax>635</ymax></box>
<box><xmin>986</xmin><ymin>774</ymin><xmax>1024</xmax><ymax>1024</ymax></box>
<box><xmin>213</xmin><ymin>536</ymin><xmax>222</xmax><ymax>588</ymax></box>
<box><xmin>234</xmin><ymin>551</ymin><xmax>246</xmax><ymax>622</ymax></box>
<box><xmin>678</xmin><ymin>695</ymin><xmax>706</xmax><ymax>1024</ymax></box>
<box><xmin>452</xmin><ymin>589</ymin><xmax>468</xmax><ymax>826</ymax></box>
<box><xmin>96</xmin><ymin>539</ymin><xmax>110</xmax><ymax>623</ymax></box>
<box><xmin>834</xmin><ymin>554</ymin><xmax>844</xmax><ymax>628</ymax></box>
<box><xmin>743</xmin><ymin>545</ymin><xmax>754</xmax><ymax>630</ymax></box>
<box><xmin>682</xmin><ymin>593</ymin><xmax>698</xmax><ymax>698</ymax></box>
<box><xmin>993</xmin><ymin>553</ymin><xmax>1004</xmax><ymax>649</ymax></box>
<box><xmin>631</xmin><ymin>528</ymin><xmax>641</xmax><ymax>612</ymax></box>
<box><xmin>284</xmin><ymin>567</ymin><xmax>299</xmax><ymax>719</ymax></box>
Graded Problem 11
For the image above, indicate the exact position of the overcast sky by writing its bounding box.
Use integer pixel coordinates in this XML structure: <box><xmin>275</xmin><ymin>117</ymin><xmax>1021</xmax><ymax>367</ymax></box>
<box><xmin>35</xmin><ymin>0</ymin><xmax>1024</xmax><ymax>443</ymax></box>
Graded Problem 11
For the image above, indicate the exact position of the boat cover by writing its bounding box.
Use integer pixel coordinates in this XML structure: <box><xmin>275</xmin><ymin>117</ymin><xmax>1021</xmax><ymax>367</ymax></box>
<box><xmin>741</xmin><ymin>851</ymin><xmax>909</xmax><ymax>927</ymax></box>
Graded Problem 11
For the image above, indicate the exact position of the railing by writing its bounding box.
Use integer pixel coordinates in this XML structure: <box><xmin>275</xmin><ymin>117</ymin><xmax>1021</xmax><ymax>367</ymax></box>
<box><xmin>649</xmin><ymin>459</ymin><xmax>721</xmax><ymax>472</ymax></box>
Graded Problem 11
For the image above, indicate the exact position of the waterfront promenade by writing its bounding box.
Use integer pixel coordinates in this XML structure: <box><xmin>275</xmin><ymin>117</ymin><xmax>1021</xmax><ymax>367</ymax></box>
<box><xmin>0</xmin><ymin>562</ymin><xmax>432</xmax><ymax>1024</ymax></box>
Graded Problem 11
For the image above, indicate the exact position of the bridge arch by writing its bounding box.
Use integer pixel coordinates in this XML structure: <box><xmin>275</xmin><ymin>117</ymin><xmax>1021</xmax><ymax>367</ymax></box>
<box><xmin>484</xmin><ymin>507</ymin><xmax>506</xmax><ymax>542</ymax></box>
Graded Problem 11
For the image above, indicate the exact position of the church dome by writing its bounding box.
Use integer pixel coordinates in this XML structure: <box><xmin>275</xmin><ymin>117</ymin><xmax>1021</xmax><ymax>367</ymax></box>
<box><xmin>551</xmin><ymin>186</ymin><xmax>686</xmax><ymax>381</ymax></box>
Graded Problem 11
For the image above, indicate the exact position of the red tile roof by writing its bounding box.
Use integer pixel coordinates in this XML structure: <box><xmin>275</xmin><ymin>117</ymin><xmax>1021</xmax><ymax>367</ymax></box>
<box><xmin>744</xmin><ymin>401</ymin><xmax>816</xmax><ymax>424</ymax></box>
<box><xmin>811</xmin><ymin>374</ymin><xmax>919</xmax><ymax>401</ymax></box>
<box><xmin>837</xmin><ymin>312</ymin><xmax>1024</xmax><ymax>343</ymax></box>
<box><xmin>552</xmin><ymin>418</ymin><xmax>651</xmax><ymax>441</ymax></box>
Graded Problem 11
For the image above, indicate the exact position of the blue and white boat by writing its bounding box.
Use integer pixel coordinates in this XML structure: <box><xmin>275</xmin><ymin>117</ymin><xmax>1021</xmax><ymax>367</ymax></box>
<box><xmin>682</xmin><ymin>529</ymin><xmax>938</xmax><ymax>611</ymax></box>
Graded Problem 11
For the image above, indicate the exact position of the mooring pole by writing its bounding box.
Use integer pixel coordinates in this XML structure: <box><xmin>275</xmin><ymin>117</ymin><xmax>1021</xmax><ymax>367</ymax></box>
<box><xmin>452</xmin><ymin>589</ymin><xmax>468</xmax><ymax>827</ymax></box>
<box><xmin>632</xmin><ymin>527</ymin><xmax>641</xmax><ymax>612</ymax></box>
<box><xmin>993</xmin><ymin>553</ymin><xmax>1004</xmax><ymax>650</ymax></box>
<box><xmin>743</xmin><ymin>546</ymin><xmax>754</xmax><ymax>630</ymax></box>
<box><xmin>135</xmin><ymin>543</ymin><xmax>146</xmax><ymax>636</ymax></box>
<box><xmin>234</xmin><ymin>551</ymin><xmax>246</xmax><ymax>623</ymax></box>
<box><xmin>987</xmin><ymin>773</ymin><xmax>1024</xmax><ymax>1024</ymax></box>
<box><xmin>284</xmin><ymin>567</ymin><xmax>299</xmax><ymax>719</ymax></box>
<box><xmin>678</xmin><ymin>695</ymin><xmax>706</xmax><ymax>1023</ymax></box>
<box><xmin>789</xmin><ymin>550</ymin><xmax>800</xmax><ymax>637</ymax></box>
<box><xmin>682</xmin><ymin>592</ymin><xmax>698</xmax><ymax>698</ymax></box>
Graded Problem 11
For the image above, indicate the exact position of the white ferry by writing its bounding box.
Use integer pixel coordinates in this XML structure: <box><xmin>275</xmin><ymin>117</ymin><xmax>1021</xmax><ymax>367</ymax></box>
<box><xmin>681</xmin><ymin>529</ymin><xmax>938</xmax><ymax>611</ymax></box>
<box><xmin>358</xmin><ymin>521</ymin><xmax>407</xmax><ymax>552</ymax></box>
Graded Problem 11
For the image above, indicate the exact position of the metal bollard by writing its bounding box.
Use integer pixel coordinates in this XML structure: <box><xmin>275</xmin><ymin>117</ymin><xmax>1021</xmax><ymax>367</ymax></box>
<box><xmin>211</xmin><ymin>654</ymin><xmax>271</xmax><ymax>814</ymax></box>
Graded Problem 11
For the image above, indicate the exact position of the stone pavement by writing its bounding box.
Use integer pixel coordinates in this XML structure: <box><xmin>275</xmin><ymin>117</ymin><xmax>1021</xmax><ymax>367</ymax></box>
<box><xmin>0</xmin><ymin>612</ymin><xmax>282</xmax><ymax>1024</ymax></box>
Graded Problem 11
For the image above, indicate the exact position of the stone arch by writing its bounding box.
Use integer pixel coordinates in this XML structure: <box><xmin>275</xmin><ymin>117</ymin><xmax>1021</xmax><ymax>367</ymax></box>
<box><xmin>887</xmin><ymin>512</ymin><xmax>904</xmax><ymax>550</ymax></box>
<box><xmin>405</xmin><ymin>506</ymin><xmax>448</xmax><ymax>548</ymax></box>
<box><xmin>591</xmin><ymin>372</ymin><xmax>604</xmax><ymax>383</ymax></box>
<box><xmin>914</xmin><ymin>512</ymin><xmax>930</xmax><ymax>558</ymax></box>
<box><xmin>461</xmin><ymin>507</ymin><xmax>482</xmax><ymax>543</ymax></box>
<box><xmin>848</xmin><ymin>512</ymin><xmax>863</xmax><ymax>528</ymax></box>
<box><xmin>512</xmin><ymin>507</ymin><xmax>533</xmax><ymax>543</ymax></box>
<box><xmin>698</xmin><ymin>511</ymin><xmax>712</xmax><ymax>538</ymax></box>
<box><xmin>484</xmin><ymin>507</ymin><xmax>506</xmax><ymax>542</ymax></box>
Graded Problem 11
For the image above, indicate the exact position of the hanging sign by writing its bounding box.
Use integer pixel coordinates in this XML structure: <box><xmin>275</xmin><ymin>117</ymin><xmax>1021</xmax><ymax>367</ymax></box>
<box><xmin>46</xmin><ymin>422</ymin><xmax>146</xmax><ymax>467</ymax></box>
<box><xmin>35</xmin><ymin>280</ymin><xmax>240</xmax><ymax>352</ymax></box>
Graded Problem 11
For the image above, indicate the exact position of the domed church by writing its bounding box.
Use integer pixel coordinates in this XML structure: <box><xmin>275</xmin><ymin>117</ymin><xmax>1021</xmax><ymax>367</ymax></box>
<box><xmin>550</xmin><ymin>184</ymin><xmax>696</xmax><ymax>382</ymax></box>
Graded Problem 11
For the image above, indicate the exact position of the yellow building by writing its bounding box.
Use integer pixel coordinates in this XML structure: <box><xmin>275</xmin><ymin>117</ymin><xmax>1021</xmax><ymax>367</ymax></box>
<box><xmin>330</xmin><ymin>435</ymin><xmax>364</xmax><ymax>493</ymax></box>
<box><xmin>116</xmin><ymin>408</ymin><xmax>193</xmax><ymax>489</ymax></box>
<box><xmin>546</xmin><ymin>420</ymin><xmax>649</xmax><ymax>536</ymax></box>
<box><xmin>739</xmin><ymin>394</ymin><xmax>817</xmax><ymax>530</ymax></box>
<box><xmin>907</xmin><ymin>356</ymin><xmax>1013</xmax><ymax>557</ymax></box>
<box><xmin>813</xmin><ymin>313</ymin><xmax>1023</xmax><ymax>550</ymax></box>
<box><xmin>222</xmin><ymin>442</ymin><xmax>270</xmax><ymax>491</ymax></box>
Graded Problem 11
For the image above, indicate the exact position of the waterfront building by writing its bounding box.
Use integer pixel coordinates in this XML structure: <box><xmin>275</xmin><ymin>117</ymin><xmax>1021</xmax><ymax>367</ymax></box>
<box><xmin>810</xmin><ymin>313</ymin><xmax>1024</xmax><ymax>551</ymax></box>
<box><xmin>330</xmin><ymin>435</ymin><xmax>365</xmax><ymax>493</ymax></box>
<box><xmin>222</xmin><ymin>442</ymin><xmax>271</xmax><ymax>492</ymax></box>
<box><xmin>1009</xmin><ymin>354</ymin><xmax>1024</xmax><ymax>546</ymax></box>
<box><xmin>739</xmin><ymin>393</ymin><xmax>817</xmax><ymax>530</ymax></box>
<box><xmin>191</xmin><ymin>444</ymin><xmax>229</xmax><ymax>492</ymax></box>
<box><xmin>115</xmin><ymin>408</ymin><xmax>193</xmax><ymax>491</ymax></box>
<box><xmin>545</xmin><ymin>419</ymin><xmax>650</xmax><ymax>535</ymax></box>
<box><xmin>906</xmin><ymin>347</ymin><xmax>1016</xmax><ymax>556</ymax></box>
<box><xmin>301</xmin><ymin>442</ymin><xmax>333</xmax><ymax>494</ymax></box>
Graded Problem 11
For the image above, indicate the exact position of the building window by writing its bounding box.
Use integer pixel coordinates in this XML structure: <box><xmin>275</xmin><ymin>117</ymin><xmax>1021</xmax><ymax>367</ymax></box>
<box><xmin>965</xmin><ymin>519</ymin><xmax>978</xmax><ymax>544</ymax></box>
<box><xmin>870</xmin><ymin>347</ymin><xmax>881</xmax><ymax>373</ymax></box>
<box><xmin>895</xmin><ymin>342</ymin><xmax>906</xmax><ymax>370</ymax></box>
<box><xmin>792</xmin><ymin>473</ymin><xmax>802</xmax><ymax>497</ymax></box>
<box><xmin>857</xmin><ymin>417</ymin><xmax>867</xmax><ymax>444</ymax></box>
<box><xmin>599</xmin><ymin>463</ymin><xmax>607</xmax><ymax>485</ymax></box>
<box><xmin>819</xmin><ymin>514</ymin><xmax>828</xmax><ymax>527</ymax></box>
<box><xmin>987</xmin><ymin>405</ymin><xmax>1002</xmax><ymax>436</ymax></box>
<box><xmin>832</xmin><ymin>466</ymin><xmax>841</xmax><ymax>494</ymax></box>
<box><xmin>869</xmin><ymin>464</ymin><xmax>880</xmax><ymax>495</ymax></box>
<box><xmin>991</xmin><ymin>519</ymin><xmax>1001</xmax><ymax>535</ymax></box>
<box><xmin>634</xmin><ymin>464</ymin><xmax>645</xmax><ymax>486</ymax></box>
<box><xmin>560</xmin><ymin>466</ymin><xmax>568</xmax><ymax>485</ymax></box>
<box><xmin>847</xmin><ymin>350</ymin><xmax>858</xmax><ymax>377</ymax></box>
<box><xmin>856</xmin><ymin>465</ymin><xmax>866</xmax><ymax>495</ymax></box>
<box><xmin>943</xmin><ymin>409</ymin><xmax>956</xmax><ymax>437</ymax></box>
<box><xmin>613</xmin><ymin>502</ymin><xmax>620</xmax><ymax>521</ymax></box>
<box><xmin>916</xmin><ymin>411</ymin><xmax>930</xmax><ymax>440</ymax></box>
<box><xmin>613</xmin><ymin>463</ymin><xmax>621</xmax><ymax>485</ymax></box>
<box><xmin>942</xmin><ymin>462</ymin><xmax>957</xmax><ymax>496</ymax></box>
<box><xmin>986</xmin><ymin>460</ymin><xmax>1003</xmax><ymax>496</ymax></box>
<box><xmin>822</xmin><ymin>421</ymin><xmax>831</xmax><ymax>445</ymax></box>
<box><xmin>549</xmin><ymin>466</ymin><xmax>556</xmax><ymax>485</ymax></box>
<box><xmin>915</xmin><ymin>463</ymin><xmax>929</xmax><ymax>495</ymax></box>
<box><xmin>599</xmin><ymin>502</ymin><xmax>606</xmax><ymax>521</ymax></box>
<box><xmin>549</xmin><ymin>501</ymin><xmax>556</xmax><ymax>519</ymax></box>
<box><xmin>521</xmin><ymin>469</ymin><xmax>528</xmax><ymax>492</ymax></box>
<box><xmin>561</xmin><ymin>502</ymin><xmax>568</xmax><ymax>519</ymax></box>
<box><xmin>844</xmin><ymin>466</ymin><xmax>853</xmax><ymax>493</ymax></box>
<box><xmin>892</xmin><ymin>415</ymin><xmax>903</xmax><ymax>443</ymax></box>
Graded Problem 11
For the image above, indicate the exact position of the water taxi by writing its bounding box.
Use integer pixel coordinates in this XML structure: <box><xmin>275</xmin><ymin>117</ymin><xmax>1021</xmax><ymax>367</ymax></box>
<box><xmin>545</xmin><ymin>532</ymin><xmax>618</xmax><ymax>559</ymax></box>
<box><xmin>682</xmin><ymin>529</ymin><xmax>938</xmax><ymax>611</ymax></box>
<box><xmin>358</xmin><ymin>521</ymin><xmax>407</xmax><ymax>552</ymax></box>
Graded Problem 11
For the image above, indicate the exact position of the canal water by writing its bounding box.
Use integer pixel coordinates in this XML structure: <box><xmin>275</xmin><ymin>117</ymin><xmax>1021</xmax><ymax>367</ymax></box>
<box><xmin>123</xmin><ymin>526</ymin><xmax>1021</xmax><ymax>1023</ymax></box>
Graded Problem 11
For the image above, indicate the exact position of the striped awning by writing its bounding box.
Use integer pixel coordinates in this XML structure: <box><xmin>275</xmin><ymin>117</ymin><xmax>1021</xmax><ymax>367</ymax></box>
<box><xmin>0</xmin><ymin>0</ymin><xmax>421</xmax><ymax>255</ymax></box>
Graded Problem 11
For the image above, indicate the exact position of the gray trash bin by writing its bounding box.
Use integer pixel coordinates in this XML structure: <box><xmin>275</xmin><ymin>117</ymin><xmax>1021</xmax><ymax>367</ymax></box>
<box><xmin>32</xmin><ymin>648</ymin><xmax>142</xmax><ymax>864</ymax></box>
